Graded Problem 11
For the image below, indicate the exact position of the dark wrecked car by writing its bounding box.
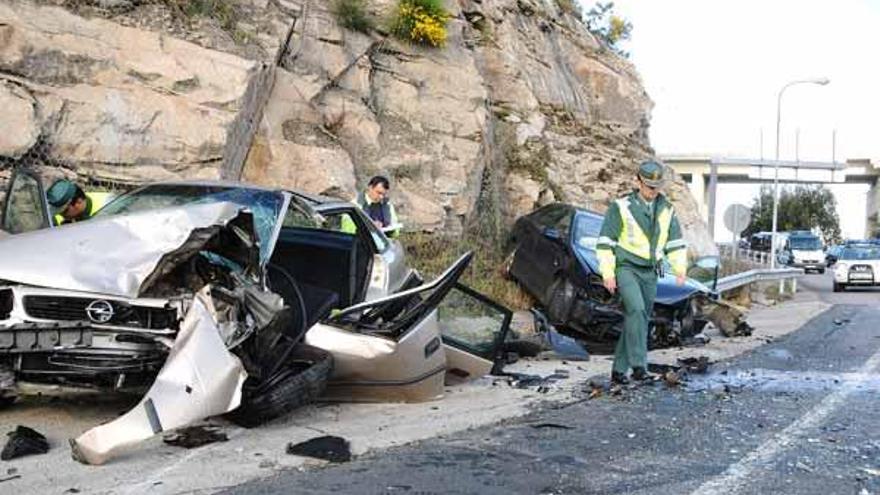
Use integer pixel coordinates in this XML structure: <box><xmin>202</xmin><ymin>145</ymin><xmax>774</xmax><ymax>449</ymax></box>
<box><xmin>0</xmin><ymin>172</ymin><xmax>512</xmax><ymax>464</ymax></box>
<box><xmin>506</xmin><ymin>203</ymin><xmax>751</xmax><ymax>348</ymax></box>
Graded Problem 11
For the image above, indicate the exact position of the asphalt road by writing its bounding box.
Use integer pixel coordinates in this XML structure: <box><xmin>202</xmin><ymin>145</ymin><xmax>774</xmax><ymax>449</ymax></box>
<box><xmin>225</xmin><ymin>271</ymin><xmax>880</xmax><ymax>495</ymax></box>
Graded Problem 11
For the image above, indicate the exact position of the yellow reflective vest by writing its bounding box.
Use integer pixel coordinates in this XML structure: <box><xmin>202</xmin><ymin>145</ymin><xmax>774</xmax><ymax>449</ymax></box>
<box><xmin>595</xmin><ymin>192</ymin><xmax>688</xmax><ymax>280</ymax></box>
<box><xmin>53</xmin><ymin>191</ymin><xmax>112</xmax><ymax>226</ymax></box>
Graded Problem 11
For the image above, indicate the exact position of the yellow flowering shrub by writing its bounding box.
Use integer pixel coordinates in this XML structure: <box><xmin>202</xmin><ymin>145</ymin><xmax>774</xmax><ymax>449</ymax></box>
<box><xmin>391</xmin><ymin>0</ymin><xmax>450</xmax><ymax>47</ymax></box>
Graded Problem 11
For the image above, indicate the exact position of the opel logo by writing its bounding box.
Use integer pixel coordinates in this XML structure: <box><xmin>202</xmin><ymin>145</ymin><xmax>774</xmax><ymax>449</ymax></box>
<box><xmin>85</xmin><ymin>300</ymin><xmax>114</xmax><ymax>324</ymax></box>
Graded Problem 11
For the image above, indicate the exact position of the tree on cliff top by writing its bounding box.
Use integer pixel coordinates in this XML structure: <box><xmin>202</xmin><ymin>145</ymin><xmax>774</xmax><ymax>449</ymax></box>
<box><xmin>584</xmin><ymin>2</ymin><xmax>632</xmax><ymax>57</ymax></box>
<box><xmin>744</xmin><ymin>185</ymin><xmax>842</xmax><ymax>243</ymax></box>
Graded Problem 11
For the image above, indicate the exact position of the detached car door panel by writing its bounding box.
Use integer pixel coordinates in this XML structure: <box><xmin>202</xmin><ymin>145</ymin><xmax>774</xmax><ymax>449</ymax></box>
<box><xmin>305</xmin><ymin>252</ymin><xmax>512</xmax><ymax>402</ymax></box>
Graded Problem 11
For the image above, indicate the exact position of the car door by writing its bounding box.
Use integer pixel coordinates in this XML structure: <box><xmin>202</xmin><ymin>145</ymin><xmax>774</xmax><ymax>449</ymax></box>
<box><xmin>313</xmin><ymin>203</ymin><xmax>411</xmax><ymax>301</ymax></box>
<box><xmin>510</xmin><ymin>205</ymin><xmax>573</xmax><ymax>303</ymax></box>
<box><xmin>1</xmin><ymin>167</ymin><xmax>52</xmax><ymax>234</ymax></box>
<box><xmin>305</xmin><ymin>251</ymin><xmax>512</xmax><ymax>401</ymax></box>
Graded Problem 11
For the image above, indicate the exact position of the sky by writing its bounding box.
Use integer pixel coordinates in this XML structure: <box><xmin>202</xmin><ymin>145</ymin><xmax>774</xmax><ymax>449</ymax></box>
<box><xmin>599</xmin><ymin>0</ymin><xmax>880</xmax><ymax>239</ymax></box>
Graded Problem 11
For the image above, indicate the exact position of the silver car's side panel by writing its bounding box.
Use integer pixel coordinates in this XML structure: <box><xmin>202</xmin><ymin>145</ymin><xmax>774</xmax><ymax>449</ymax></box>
<box><xmin>0</xmin><ymin>202</ymin><xmax>245</xmax><ymax>299</ymax></box>
<box><xmin>305</xmin><ymin>310</ymin><xmax>446</xmax><ymax>403</ymax></box>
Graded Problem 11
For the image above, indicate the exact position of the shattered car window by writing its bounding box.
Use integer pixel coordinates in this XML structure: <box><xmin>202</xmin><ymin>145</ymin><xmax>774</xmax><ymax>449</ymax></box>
<box><xmin>96</xmin><ymin>185</ymin><xmax>285</xmax><ymax>262</ymax></box>
<box><xmin>573</xmin><ymin>213</ymin><xmax>603</xmax><ymax>250</ymax></box>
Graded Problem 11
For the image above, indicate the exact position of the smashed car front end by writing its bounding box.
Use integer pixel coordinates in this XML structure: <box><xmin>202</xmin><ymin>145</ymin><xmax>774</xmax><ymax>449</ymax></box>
<box><xmin>0</xmin><ymin>285</ymin><xmax>183</xmax><ymax>390</ymax></box>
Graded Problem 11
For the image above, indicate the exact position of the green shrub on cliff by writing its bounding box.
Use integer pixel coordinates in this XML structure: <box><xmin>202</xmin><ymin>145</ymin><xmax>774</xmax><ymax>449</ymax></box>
<box><xmin>333</xmin><ymin>0</ymin><xmax>374</xmax><ymax>33</ymax></box>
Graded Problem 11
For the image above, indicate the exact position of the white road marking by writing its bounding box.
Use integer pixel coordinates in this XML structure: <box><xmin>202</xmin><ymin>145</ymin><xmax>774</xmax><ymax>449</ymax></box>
<box><xmin>692</xmin><ymin>347</ymin><xmax>880</xmax><ymax>495</ymax></box>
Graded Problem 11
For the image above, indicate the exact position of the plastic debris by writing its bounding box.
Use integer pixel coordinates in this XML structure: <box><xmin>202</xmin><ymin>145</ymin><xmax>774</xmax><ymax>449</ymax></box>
<box><xmin>1</xmin><ymin>426</ymin><xmax>49</xmax><ymax>461</ymax></box>
<box><xmin>163</xmin><ymin>425</ymin><xmax>229</xmax><ymax>449</ymax></box>
<box><xmin>678</xmin><ymin>356</ymin><xmax>711</xmax><ymax>374</ymax></box>
<box><xmin>663</xmin><ymin>370</ymin><xmax>683</xmax><ymax>387</ymax></box>
<box><xmin>286</xmin><ymin>436</ymin><xmax>351</xmax><ymax>463</ymax></box>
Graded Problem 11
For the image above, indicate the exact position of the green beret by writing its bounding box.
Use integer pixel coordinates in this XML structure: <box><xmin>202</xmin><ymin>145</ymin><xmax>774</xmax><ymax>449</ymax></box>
<box><xmin>47</xmin><ymin>179</ymin><xmax>77</xmax><ymax>209</ymax></box>
<box><xmin>638</xmin><ymin>160</ymin><xmax>665</xmax><ymax>187</ymax></box>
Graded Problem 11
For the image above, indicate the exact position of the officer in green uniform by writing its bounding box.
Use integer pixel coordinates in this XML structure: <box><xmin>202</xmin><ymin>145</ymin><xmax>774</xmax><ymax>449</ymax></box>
<box><xmin>596</xmin><ymin>161</ymin><xmax>688</xmax><ymax>384</ymax></box>
<box><xmin>47</xmin><ymin>179</ymin><xmax>111</xmax><ymax>226</ymax></box>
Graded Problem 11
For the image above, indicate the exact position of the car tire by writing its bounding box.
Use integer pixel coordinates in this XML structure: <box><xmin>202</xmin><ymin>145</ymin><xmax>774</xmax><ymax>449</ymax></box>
<box><xmin>228</xmin><ymin>344</ymin><xmax>333</xmax><ymax>428</ymax></box>
<box><xmin>818</xmin><ymin>268</ymin><xmax>825</xmax><ymax>274</ymax></box>
<box><xmin>833</xmin><ymin>282</ymin><xmax>843</xmax><ymax>292</ymax></box>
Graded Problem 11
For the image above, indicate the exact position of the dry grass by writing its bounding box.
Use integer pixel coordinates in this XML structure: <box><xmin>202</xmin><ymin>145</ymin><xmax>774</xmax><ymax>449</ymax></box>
<box><xmin>401</xmin><ymin>232</ymin><xmax>534</xmax><ymax>311</ymax></box>
<box><xmin>719</xmin><ymin>255</ymin><xmax>761</xmax><ymax>277</ymax></box>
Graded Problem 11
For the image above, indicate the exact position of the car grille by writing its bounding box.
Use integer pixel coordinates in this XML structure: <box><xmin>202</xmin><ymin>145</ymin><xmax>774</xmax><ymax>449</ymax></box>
<box><xmin>22</xmin><ymin>296</ymin><xmax>178</xmax><ymax>330</ymax></box>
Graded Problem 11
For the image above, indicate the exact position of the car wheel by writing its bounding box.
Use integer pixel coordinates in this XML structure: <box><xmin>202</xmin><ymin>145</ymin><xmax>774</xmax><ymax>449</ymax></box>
<box><xmin>228</xmin><ymin>344</ymin><xmax>333</xmax><ymax>428</ymax></box>
<box><xmin>818</xmin><ymin>268</ymin><xmax>825</xmax><ymax>274</ymax></box>
<box><xmin>832</xmin><ymin>282</ymin><xmax>843</xmax><ymax>292</ymax></box>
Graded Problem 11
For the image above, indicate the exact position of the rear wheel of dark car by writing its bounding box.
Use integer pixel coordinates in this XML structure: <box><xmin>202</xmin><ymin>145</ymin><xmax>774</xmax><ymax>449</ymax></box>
<box><xmin>228</xmin><ymin>344</ymin><xmax>333</xmax><ymax>428</ymax></box>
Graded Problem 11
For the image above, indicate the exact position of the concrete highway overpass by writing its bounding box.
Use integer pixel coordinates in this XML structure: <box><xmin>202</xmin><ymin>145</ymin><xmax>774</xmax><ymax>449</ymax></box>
<box><xmin>662</xmin><ymin>156</ymin><xmax>880</xmax><ymax>238</ymax></box>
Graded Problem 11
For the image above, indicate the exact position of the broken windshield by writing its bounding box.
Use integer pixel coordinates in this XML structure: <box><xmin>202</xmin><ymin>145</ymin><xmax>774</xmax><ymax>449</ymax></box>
<box><xmin>96</xmin><ymin>184</ymin><xmax>285</xmax><ymax>263</ymax></box>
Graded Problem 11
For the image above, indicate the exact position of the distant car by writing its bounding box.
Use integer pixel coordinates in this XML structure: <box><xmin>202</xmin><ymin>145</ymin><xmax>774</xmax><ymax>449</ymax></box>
<box><xmin>505</xmin><ymin>203</ymin><xmax>751</xmax><ymax>349</ymax></box>
<box><xmin>777</xmin><ymin>232</ymin><xmax>825</xmax><ymax>274</ymax></box>
<box><xmin>833</xmin><ymin>244</ymin><xmax>880</xmax><ymax>292</ymax></box>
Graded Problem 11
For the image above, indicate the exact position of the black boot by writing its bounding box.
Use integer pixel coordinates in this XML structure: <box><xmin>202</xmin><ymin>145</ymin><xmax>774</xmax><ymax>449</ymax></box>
<box><xmin>611</xmin><ymin>371</ymin><xmax>629</xmax><ymax>385</ymax></box>
<box><xmin>631</xmin><ymin>367</ymin><xmax>655</xmax><ymax>381</ymax></box>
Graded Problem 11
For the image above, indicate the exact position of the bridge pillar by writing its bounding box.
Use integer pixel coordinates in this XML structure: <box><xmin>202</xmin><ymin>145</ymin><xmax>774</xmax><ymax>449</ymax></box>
<box><xmin>707</xmin><ymin>161</ymin><xmax>718</xmax><ymax>240</ymax></box>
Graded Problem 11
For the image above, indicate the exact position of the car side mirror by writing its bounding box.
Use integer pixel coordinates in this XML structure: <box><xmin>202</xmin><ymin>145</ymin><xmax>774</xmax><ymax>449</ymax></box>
<box><xmin>542</xmin><ymin>227</ymin><xmax>562</xmax><ymax>242</ymax></box>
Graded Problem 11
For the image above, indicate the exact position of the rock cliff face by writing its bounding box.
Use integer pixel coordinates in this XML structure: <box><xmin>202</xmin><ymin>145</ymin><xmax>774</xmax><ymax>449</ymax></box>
<box><xmin>0</xmin><ymin>0</ymin><xmax>714</xmax><ymax>255</ymax></box>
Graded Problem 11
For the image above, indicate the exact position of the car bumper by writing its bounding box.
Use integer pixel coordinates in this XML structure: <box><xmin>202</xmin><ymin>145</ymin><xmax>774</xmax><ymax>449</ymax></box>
<box><xmin>791</xmin><ymin>262</ymin><xmax>824</xmax><ymax>270</ymax></box>
<box><xmin>0</xmin><ymin>285</ymin><xmax>180</xmax><ymax>386</ymax></box>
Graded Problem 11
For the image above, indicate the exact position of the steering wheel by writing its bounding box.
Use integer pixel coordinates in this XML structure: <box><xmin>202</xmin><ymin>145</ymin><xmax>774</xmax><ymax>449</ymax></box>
<box><xmin>265</xmin><ymin>263</ymin><xmax>308</xmax><ymax>338</ymax></box>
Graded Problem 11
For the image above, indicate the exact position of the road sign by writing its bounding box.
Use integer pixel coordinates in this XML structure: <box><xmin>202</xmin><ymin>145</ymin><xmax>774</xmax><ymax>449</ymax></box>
<box><xmin>723</xmin><ymin>204</ymin><xmax>751</xmax><ymax>262</ymax></box>
<box><xmin>723</xmin><ymin>204</ymin><xmax>751</xmax><ymax>234</ymax></box>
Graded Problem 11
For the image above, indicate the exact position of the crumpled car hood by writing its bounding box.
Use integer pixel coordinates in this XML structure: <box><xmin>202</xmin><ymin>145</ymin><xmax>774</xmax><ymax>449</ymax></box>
<box><xmin>0</xmin><ymin>202</ymin><xmax>251</xmax><ymax>299</ymax></box>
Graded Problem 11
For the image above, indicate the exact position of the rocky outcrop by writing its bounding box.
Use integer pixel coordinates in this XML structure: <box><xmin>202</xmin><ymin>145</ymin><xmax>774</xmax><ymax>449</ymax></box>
<box><xmin>0</xmin><ymin>0</ymin><xmax>715</xmax><ymax>255</ymax></box>
<box><xmin>239</xmin><ymin>0</ymin><xmax>713</xmax><ymax>253</ymax></box>
<box><xmin>0</xmin><ymin>0</ymin><xmax>257</xmax><ymax>182</ymax></box>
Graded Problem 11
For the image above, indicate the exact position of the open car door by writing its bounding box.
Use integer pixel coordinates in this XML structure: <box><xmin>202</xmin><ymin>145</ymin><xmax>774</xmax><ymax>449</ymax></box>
<box><xmin>1</xmin><ymin>167</ymin><xmax>52</xmax><ymax>234</ymax></box>
<box><xmin>305</xmin><ymin>252</ymin><xmax>512</xmax><ymax>402</ymax></box>
<box><xmin>437</xmin><ymin>283</ymin><xmax>512</xmax><ymax>384</ymax></box>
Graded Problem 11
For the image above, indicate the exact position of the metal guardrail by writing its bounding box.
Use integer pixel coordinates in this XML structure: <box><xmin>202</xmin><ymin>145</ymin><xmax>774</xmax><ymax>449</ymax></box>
<box><xmin>715</xmin><ymin>267</ymin><xmax>804</xmax><ymax>293</ymax></box>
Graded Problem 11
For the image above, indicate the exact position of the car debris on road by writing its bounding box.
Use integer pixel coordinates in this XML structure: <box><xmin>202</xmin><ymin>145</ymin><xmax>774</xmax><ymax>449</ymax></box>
<box><xmin>286</xmin><ymin>435</ymin><xmax>352</xmax><ymax>463</ymax></box>
<box><xmin>2</xmin><ymin>425</ymin><xmax>49</xmax><ymax>461</ymax></box>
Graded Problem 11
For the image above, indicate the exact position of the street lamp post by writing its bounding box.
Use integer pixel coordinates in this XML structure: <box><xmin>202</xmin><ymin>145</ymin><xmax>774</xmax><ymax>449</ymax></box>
<box><xmin>769</xmin><ymin>77</ymin><xmax>830</xmax><ymax>269</ymax></box>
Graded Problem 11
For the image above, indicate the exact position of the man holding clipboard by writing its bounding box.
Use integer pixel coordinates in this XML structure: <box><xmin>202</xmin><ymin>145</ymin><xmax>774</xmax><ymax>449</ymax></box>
<box><xmin>354</xmin><ymin>175</ymin><xmax>402</xmax><ymax>238</ymax></box>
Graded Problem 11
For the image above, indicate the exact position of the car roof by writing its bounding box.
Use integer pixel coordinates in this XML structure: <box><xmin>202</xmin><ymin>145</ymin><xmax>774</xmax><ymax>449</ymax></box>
<box><xmin>530</xmin><ymin>203</ymin><xmax>602</xmax><ymax>217</ymax></box>
<box><xmin>133</xmin><ymin>180</ymin><xmax>347</xmax><ymax>205</ymax></box>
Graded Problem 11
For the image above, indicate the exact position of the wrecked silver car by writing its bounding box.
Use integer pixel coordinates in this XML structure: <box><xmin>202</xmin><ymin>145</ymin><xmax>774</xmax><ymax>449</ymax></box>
<box><xmin>0</xmin><ymin>179</ymin><xmax>512</xmax><ymax>464</ymax></box>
